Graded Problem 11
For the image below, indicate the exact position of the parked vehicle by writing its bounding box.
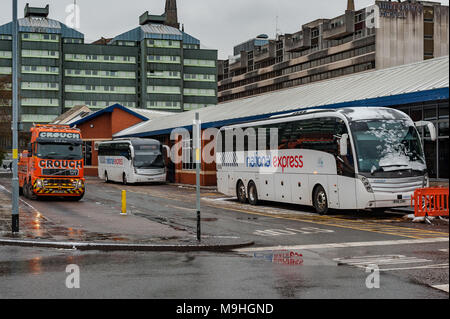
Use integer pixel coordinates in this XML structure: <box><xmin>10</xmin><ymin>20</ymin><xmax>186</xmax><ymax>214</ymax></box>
<box><xmin>98</xmin><ymin>138</ymin><xmax>166</xmax><ymax>184</ymax></box>
<box><xmin>216</xmin><ymin>107</ymin><xmax>435</xmax><ymax>214</ymax></box>
<box><xmin>18</xmin><ymin>124</ymin><xmax>85</xmax><ymax>201</ymax></box>
<box><xmin>2</xmin><ymin>153</ymin><xmax>12</xmax><ymax>170</ymax></box>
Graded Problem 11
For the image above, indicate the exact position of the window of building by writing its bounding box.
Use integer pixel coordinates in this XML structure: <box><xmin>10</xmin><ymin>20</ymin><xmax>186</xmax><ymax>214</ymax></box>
<box><xmin>147</xmin><ymin>86</ymin><xmax>181</xmax><ymax>94</ymax></box>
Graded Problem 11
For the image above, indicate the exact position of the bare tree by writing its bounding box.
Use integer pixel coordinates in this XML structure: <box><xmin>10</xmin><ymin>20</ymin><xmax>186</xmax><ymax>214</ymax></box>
<box><xmin>0</xmin><ymin>75</ymin><xmax>12</xmax><ymax>151</ymax></box>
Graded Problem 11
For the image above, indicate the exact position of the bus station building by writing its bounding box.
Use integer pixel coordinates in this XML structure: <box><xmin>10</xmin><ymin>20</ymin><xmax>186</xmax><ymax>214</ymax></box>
<box><xmin>114</xmin><ymin>56</ymin><xmax>449</xmax><ymax>186</ymax></box>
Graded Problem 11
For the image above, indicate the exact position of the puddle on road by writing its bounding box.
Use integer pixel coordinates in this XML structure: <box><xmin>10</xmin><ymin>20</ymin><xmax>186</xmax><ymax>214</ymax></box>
<box><xmin>0</xmin><ymin>207</ymin><xmax>130</xmax><ymax>242</ymax></box>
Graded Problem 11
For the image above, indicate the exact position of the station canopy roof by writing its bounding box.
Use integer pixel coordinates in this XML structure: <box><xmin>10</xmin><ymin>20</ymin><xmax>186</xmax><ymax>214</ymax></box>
<box><xmin>115</xmin><ymin>56</ymin><xmax>449</xmax><ymax>138</ymax></box>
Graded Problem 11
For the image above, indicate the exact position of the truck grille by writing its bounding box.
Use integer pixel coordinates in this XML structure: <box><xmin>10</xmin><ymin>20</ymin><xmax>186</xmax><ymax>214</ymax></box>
<box><xmin>42</xmin><ymin>169</ymin><xmax>79</xmax><ymax>176</ymax></box>
<box><xmin>368</xmin><ymin>176</ymin><xmax>424</xmax><ymax>193</ymax></box>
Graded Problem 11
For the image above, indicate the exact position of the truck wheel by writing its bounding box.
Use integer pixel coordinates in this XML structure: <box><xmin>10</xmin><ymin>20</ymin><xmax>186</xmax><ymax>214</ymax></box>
<box><xmin>26</xmin><ymin>182</ymin><xmax>37</xmax><ymax>200</ymax></box>
<box><xmin>23</xmin><ymin>182</ymin><xmax>29</xmax><ymax>198</ymax></box>
<box><xmin>313</xmin><ymin>185</ymin><xmax>328</xmax><ymax>215</ymax></box>
<box><xmin>236</xmin><ymin>180</ymin><xmax>247</xmax><ymax>203</ymax></box>
<box><xmin>248</xmin><ymin>181</ymin><xmax>258</xmax><ymax>206</ymax></box>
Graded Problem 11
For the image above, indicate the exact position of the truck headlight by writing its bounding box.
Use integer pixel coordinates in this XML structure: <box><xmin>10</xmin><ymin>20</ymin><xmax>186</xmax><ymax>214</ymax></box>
<box><xmin>358</xmin><ymin>175</ymin><xmax>374</xmax><ymax>193</ymax></box>
<box><xmin>36</xmin><ymin>179</ymin><xmax>43</xmax><ymax>188</ymax></box>
<box><xmin>76</xmin><ymin>180</ymin><xmax>83</xmax><ymax>189</ymax></box>
<box><xmin>423</xmin><ymin>173</ymin><xmax>429</xmax><ymax>188</ymax></box>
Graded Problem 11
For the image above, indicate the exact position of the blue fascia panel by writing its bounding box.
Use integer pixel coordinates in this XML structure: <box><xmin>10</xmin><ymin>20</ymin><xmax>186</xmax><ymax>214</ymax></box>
<box><xmin>121</xmin><ymin>88</ymin><xmax>449</xmax><ymax>138</ymax></box>
<box><xmin>0</xmin><ymin>22</ymin><xmax>13</xmax><ymax>35</ymax></box>
<box><xmin>182</xmin><ymin>32</ymin><xmax>200</xmax><ymax>45</ymax></box>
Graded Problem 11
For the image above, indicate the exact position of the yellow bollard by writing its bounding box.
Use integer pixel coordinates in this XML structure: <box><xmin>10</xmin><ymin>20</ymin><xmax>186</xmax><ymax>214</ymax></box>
<box><xmin>121</xmin><ymin>190</ymin><xmax>127</xmax><ymax>216</ymax></box>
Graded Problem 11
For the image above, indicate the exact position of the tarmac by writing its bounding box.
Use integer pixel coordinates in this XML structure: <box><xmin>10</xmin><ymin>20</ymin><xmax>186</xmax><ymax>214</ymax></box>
<box><xmin>0</xmin><ymin>178</ymin><xmax>253</xmax><ymax>252</ymax></box>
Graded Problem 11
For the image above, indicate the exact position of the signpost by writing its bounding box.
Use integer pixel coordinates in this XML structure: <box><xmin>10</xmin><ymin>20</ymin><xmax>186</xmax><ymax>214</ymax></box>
<box><xmin>193</xmin><ymin>113</ymin><xmax>201</xmax><ymax>242</ymax></box>
<box><xmin>11</xmin><ymin>0</ymin><xmax>19</xmax><ymax>233</ymax></box>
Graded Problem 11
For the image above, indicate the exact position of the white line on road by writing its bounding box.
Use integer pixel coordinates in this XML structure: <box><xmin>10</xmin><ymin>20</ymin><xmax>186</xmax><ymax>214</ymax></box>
<box><xmin>380</xmin><ymin>264</ymin><xmax>449</xmax><ymax>272</ymax></box>
<box><xmin>439</xmin><ymin>249</ymin><xmax>449</xmax><ymax>252</ymax></box>
<box><xmin>432</xmin><ymin>284</ymin><xmax>449</xmax><ymax>293</ymax></box>
<box><xmin>334</xmin><ymin>255</ymin><xmax>431</xmax><ymax>266</ymax></box>
<box><xmin>0</xmin><ymin>184</ymin><xmax>40</xmax><ymax>214</ymax></box>
<box><xmin>234</xmin><ymin>237</ymin><xmax>449</xmax><ymax>253</ymax></box>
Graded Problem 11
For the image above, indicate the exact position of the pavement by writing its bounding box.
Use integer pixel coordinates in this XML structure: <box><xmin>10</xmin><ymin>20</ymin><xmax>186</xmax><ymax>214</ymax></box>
<box><xmin>0</xmin><ymin>178</ymin><xmax>253</xmax><ymax>251</ymax></box>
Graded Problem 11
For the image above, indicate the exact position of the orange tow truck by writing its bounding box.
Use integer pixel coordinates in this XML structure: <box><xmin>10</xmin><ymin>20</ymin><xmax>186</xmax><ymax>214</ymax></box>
<box><xmin>18</xmin><ymin>124</ymin><xmax>85</xmax><ymax>201</ymax></box>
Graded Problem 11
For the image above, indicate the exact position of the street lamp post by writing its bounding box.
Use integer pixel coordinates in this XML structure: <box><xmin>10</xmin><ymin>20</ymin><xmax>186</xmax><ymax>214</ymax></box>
<box><xmin>193</xmin><ymin>112</ymin><xmax>201</xmax><ymax>242</ymax></box>
<box><xmin>11</xmin><ymin>0</ymin><xmax>19</xmax><ymax>233</ymax></box>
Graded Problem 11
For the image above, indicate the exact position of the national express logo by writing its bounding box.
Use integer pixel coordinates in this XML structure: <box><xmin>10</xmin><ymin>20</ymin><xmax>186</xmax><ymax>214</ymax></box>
<box><xmin>99</xmin><ymin>158</ymin><xmax>124</xmax><ymax>166</ymax></box>
<box><xmin>246</xmin><ymin>153</ymin><xmax>304</xmax><ymax>173</ymax></box>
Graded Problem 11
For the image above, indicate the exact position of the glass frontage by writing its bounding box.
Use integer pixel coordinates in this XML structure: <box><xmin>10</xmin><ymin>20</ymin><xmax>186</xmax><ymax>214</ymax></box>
<box><xmin>396</xmin><ymin>100</ymin><xmax>449</xmax><ymax>180</ymax></box>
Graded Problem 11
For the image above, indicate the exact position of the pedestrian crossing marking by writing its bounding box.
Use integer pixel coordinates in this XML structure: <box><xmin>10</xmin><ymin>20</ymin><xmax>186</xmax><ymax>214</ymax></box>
<box><xmin>200</xmin><ymin>196</ymin><xmax>448</xmax><ymax>239</ymax></box>
<box><xmin>334</xmin><ymin>255</ymin><xmax>449</xmax><ymax>272</ymax></box>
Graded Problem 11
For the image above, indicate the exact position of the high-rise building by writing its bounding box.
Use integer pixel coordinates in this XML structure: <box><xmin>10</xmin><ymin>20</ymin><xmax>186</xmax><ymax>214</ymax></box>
<box><xmin>0</xmin><ymin>0</ymin><xmax>218</xmax><ymax>132</ymax></box>
<box><xmin>218</xmin><ymin>0</ymin><xmax>449</xmax><ymax>103</ymax></box>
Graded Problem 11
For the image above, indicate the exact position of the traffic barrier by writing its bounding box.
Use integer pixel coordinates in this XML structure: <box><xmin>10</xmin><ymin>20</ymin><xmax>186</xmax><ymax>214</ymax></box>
<box><xmin>411</xmin><ymin>187</ymin><xmax>449</xmax><ymax>217</ymax></box>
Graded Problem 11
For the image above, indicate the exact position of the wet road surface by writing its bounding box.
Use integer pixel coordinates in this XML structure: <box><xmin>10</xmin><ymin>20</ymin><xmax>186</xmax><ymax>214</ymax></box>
<box><xmin>0</xmin><ymin>245</ymin><xmax>448</xmax><ymax>299</ymax></box>
<box><xmin>0</xmin><ymin>177</ymin><xmax>448</xmax><ymax>298</ymax></box>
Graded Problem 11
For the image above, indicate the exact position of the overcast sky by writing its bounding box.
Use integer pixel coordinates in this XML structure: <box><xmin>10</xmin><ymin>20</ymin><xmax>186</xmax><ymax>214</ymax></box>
<box><xmin>1</xmin><ymin>0</ymin><xmax>449</xmax><ymax>59</ymax></box>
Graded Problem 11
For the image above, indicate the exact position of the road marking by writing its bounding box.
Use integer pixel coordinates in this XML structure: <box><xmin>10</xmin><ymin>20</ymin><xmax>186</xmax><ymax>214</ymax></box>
<box><xmin>336</xmin><ymin>255</ymin><xmax>449</xmax><ymax>272</ymax></box>
<box><xmin>0</xmin><ymin>184</ymin><xmax>41</xmax><ymax>213</ymax></box>
<box><xmin>439</xmin><ymin>249</ymin><xmax>448</xmax><ymax>252</ymax></box>
<box><xmin>234</xmin><ymin>237</ymin><xmax>449</xmax><ymax>253</ymax></box>
<box><xmin>202</xmin><ymin>197</ymin><xmax>448</xmax><ymax>239</ymax></box>
<box><xmin>334</xmin><ymin>255</ymin><xmax>432</xmax><ymax>267</ymax></box>
<box><xmin>432</xmin><ymin>284</ymin><xmax>449</xmax><ymax>293</ymax></box>
<box><xmin>253</xmin><ymin>227</ymin><xmax>334</xmax><ymax>237</ymax></box>
<box><xmin>380</xmin><ymin>264</ymin><xmax>449</xmax><ymax>271</ymax></box>
<box><xmin>85</xmin><ymin>184</ymin><xmax>446</xmax><ymax>240</ymax></box>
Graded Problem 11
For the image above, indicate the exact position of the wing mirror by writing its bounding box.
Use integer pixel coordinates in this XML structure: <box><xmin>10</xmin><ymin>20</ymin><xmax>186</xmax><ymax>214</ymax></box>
<box><xmin>339</xmin><ymin>133</ymin><xmax>349</xmax><ymax>157</ymax></box>
<box><xmin>415</xmin><ymin>121</ymin><xmax>437</xmax><ymax>141</ymax></box>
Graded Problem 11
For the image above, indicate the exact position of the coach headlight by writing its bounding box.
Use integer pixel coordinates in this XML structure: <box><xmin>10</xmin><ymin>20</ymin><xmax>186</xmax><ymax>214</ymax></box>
<box><xmin>423</xmin><ymin>173</ymin><xmax>429</xmax><ymax>188</ymax></box>
<box><xmin>358</xmin><ymin>175</ymin><xmax>374</xmax><ymax>193</ymax></box>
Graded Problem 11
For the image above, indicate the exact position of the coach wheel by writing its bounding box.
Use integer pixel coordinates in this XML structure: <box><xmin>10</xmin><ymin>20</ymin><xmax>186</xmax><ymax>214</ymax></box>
<box><xmin>236</xmin><ymin>180</ymin><xmax>247</xmax><ymax>204</ymax></box>
<box><xmin>248</xmin><ymin>181</ymin><xmax>259</xmax><ymax>206</ymax></box>
<box><xmin>104</xmin><ymin>171</ymin><xmax>109</xmax><ymax>183</ymax></box>
<box><xmin>122</xmin><ymin>173</ymin><xmax>127</xmax><ymax>185</ymax></box>
<box><xmin>313</xmin><ymin>185</ymin><xmax>328</xmax><ymax>215</ymax></box>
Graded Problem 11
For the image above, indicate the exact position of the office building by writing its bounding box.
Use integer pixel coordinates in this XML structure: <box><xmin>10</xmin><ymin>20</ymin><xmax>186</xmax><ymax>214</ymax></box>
<box><xmin>0</xmin><ymin>0</ymin><xmax>217</xmax><ymax>135</ymax></box>
<box><xmin>218</xmin><ymin>0</ymin><xmax>449</xmax><ymax>103</ymax></box>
